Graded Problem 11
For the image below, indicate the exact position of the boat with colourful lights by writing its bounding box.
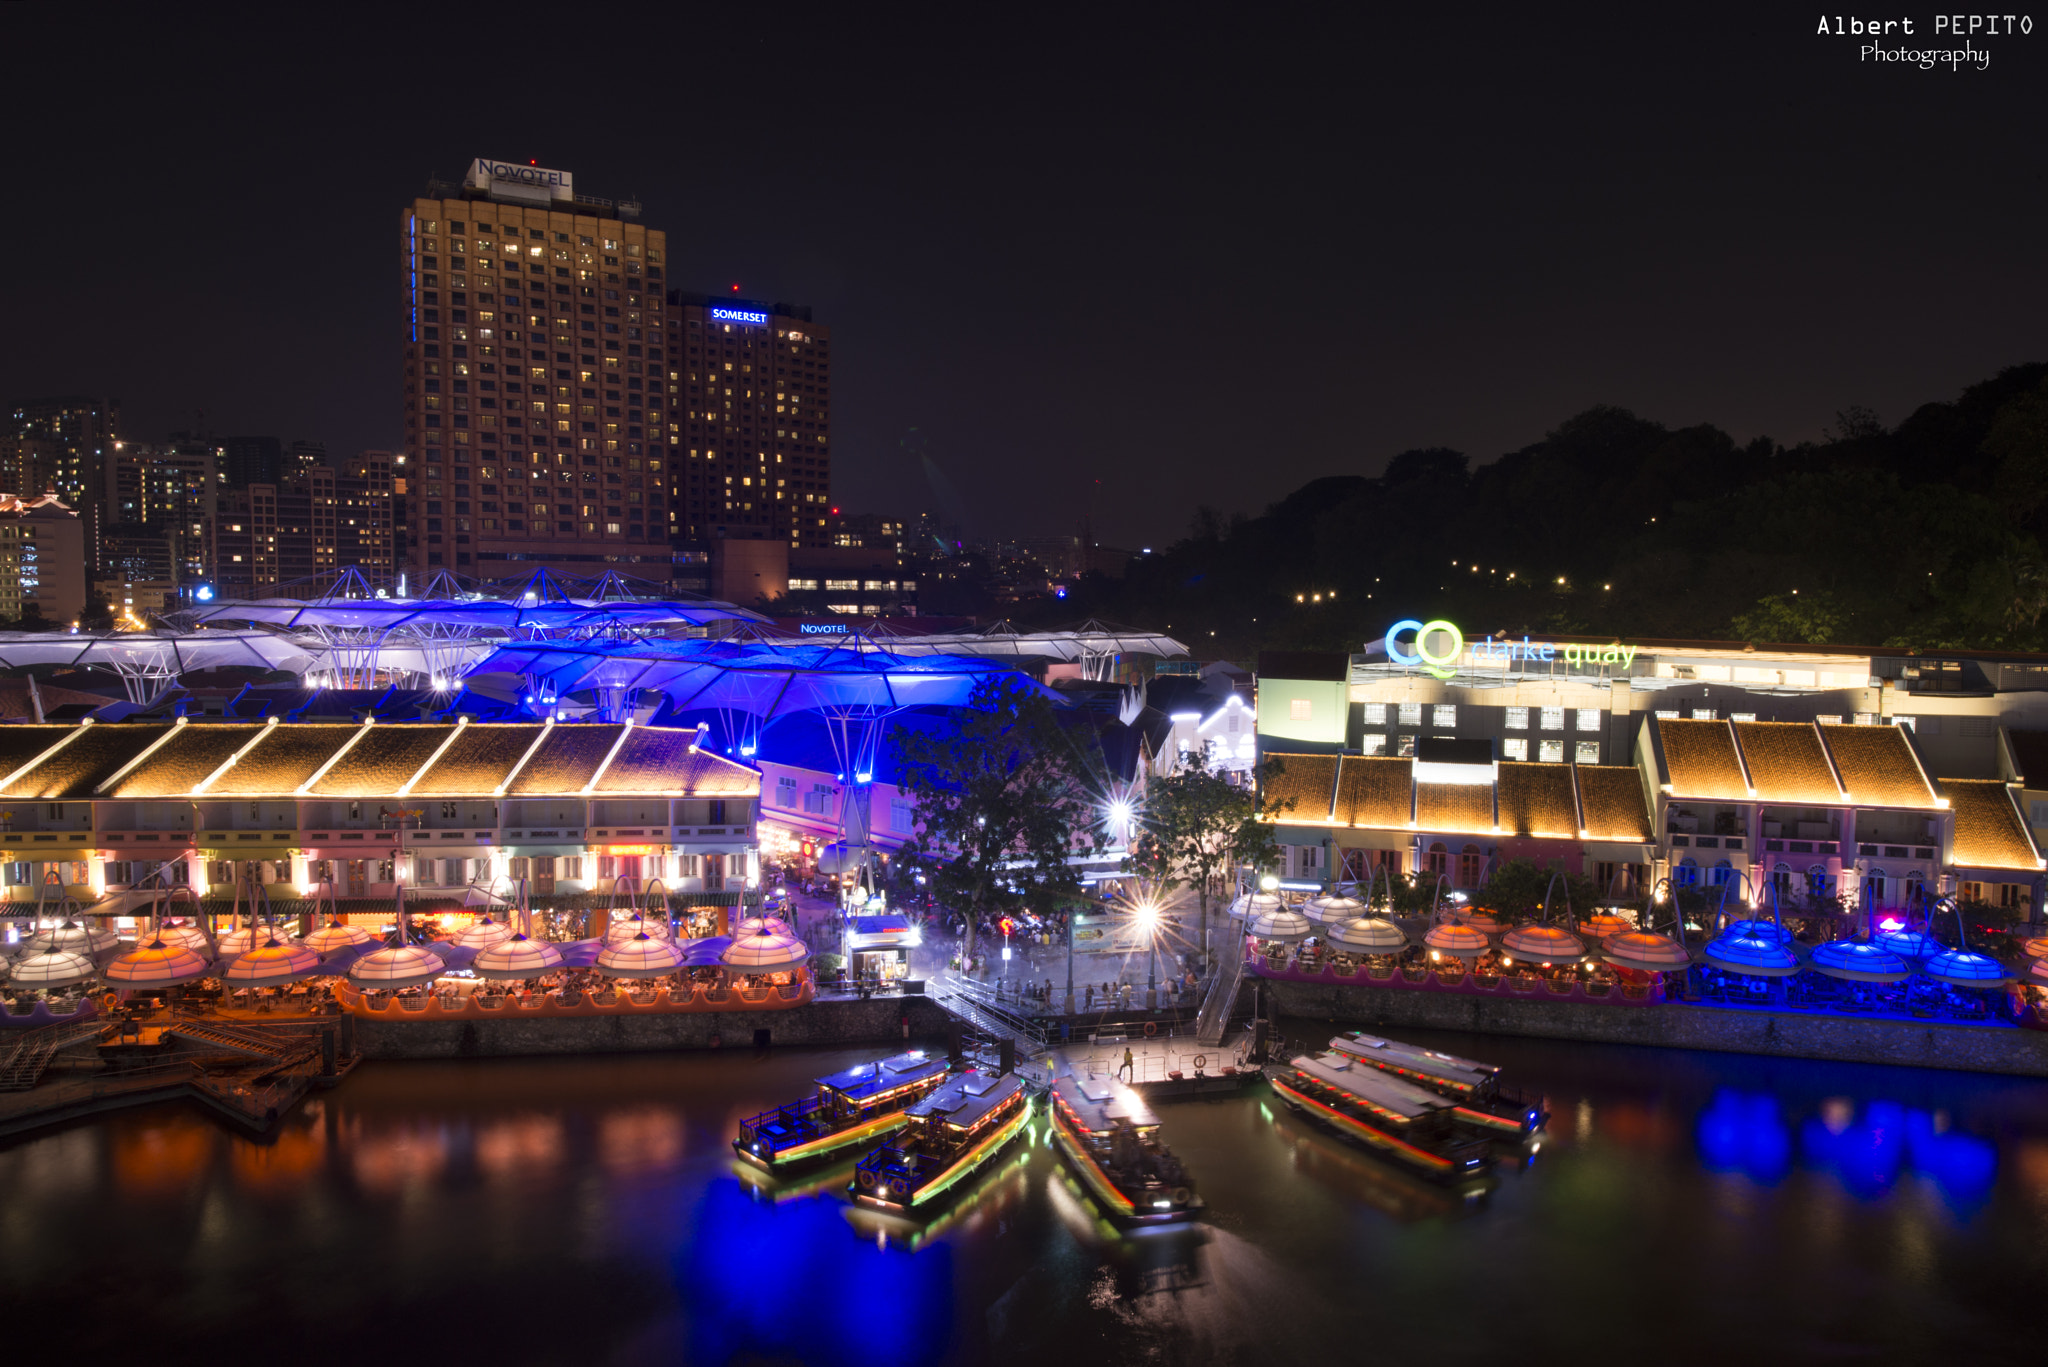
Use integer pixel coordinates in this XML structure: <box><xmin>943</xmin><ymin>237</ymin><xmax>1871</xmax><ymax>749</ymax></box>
<box><xmin>734</xmin><ymin>1049</ymin><xmax>951</xmax><ymax>1172</ymax></box>
<box><xmin>1266</xmin><ymin>1049</ymin><xmax>1494</xmax><ymax>1181</ymax></box>
<box><xmin>1048</xmin><ymin>1075</ymin><xmax>1202</xmax><ymax>1225</ymax></box>
<box><xmin>848</xmin><ymin>1069</ymin><xmax>1033</xmax><ymax>1213</ymax></box>
<box><xmin>1327</xmin><ymin>1031</ymin><xmax>1547</xmax><ymax>1138</ymax></box>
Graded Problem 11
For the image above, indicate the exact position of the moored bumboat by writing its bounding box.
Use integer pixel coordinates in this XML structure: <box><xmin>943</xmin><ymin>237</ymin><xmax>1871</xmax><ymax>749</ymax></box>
<box><xmin>849</xmin><ymin>1069</ymin><xmax>1033</xmax><ymax>1213</ymax></box>
<box><xmin>734</xmin><ymin>1049</ymin><xmax>951</xmax><ymax>1172</ymax></box>
<box><xmin>1049</xmin><ymin>1075</ymin><xmax>1201</xmax><ymax>1225</ymax></box>
<box><xmin>1327</xmin><ymin>1031</ymin><xmax>1547</xmax><ymax>1138</ymax></box>
<box><xmin>1265</xmin><ymin>1050</ymin><xmax>1494</xmax><ymax>1182</ymax></box>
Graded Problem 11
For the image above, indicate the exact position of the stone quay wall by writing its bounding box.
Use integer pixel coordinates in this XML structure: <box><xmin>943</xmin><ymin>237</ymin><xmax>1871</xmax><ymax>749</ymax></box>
<box><xmin>354</xmin><ymin>996</ymin><xmax>956</xmax><ymax>1060</ymax></box>
<box><xmin>1261</xmin><ymin>978</ymin><xmax>2048</xmax><ymax>1078</ymax></box>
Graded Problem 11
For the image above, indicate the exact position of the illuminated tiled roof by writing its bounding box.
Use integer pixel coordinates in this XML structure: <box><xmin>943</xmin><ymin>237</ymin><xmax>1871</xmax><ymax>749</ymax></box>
<box><xmin>309</xmin><ymin>725</ymin><xmax>450</xmax><ymax>797</ymax></box>
<box><xmin>1334</xmin><ymin>756</ymin><xmax>1410</xmax><ymax>827</ymax></box>
<box><xmin>0</xmin><ymin>725</ymin><xmax>169</xmax><ymax>800</ymax></box>
<box><xmin>1944</xmin><ymin>779</ymin><xmax>2042</xmax><ymax>871</ymax></box>
<box><xmin>1416</xmin><ymin>782</ymin><xmax>1494</xmax><ymax>834</ymax></box>
<box><xmin>1575</xmin><ymin>766</ymin><xmax>1653</xmax><ymax>841</ymax></box>
<box><xmin>1733</xmin><ymin>722</ymin><xmax>1842</xmax><ymax>805</ymax></box>
<box><xmin>105</xmin><ymin>725</ymin><xmax>253</xmax><ymax>798</ymax></box>
<box><xmin>410</xmin><ymin>724</ymin><xmax>545</xmax><ymax>795</ymax></box>
<box><xmin>1263</xmin><ymin>753</ymin><xmax>1338</xmax><ymax>822</ymax></box>
<box><xmin>595</xmin><ymin>728</ymin><xmax>757</xmax><ymax>795</ymax></box>
<box><xmin>1656</xmin><ymin>719</ymin><xmax>1749</xmax><ymax>799</ymax></box>
<box><xmin>1819</xmin><ymin>725</ymin><xmax>1940</xmax><ymax>809</ymax></box>
<box><xmin>0</xmin><ymin>727</ymin><xmax>69</xmax><ymax>783</ymax></box>
<box><xmin>508</xmin><ymin>725</ymin><xmax>626</xmax><ymax>795</ymax></box>
<box><xmin>206</xmin><ymin>726</ymin><xmax>357</xmax><ymax>794</ymax></box>
<box><xmin>1496</xmin><ymin>762</ymin><xmax>1577</xmax><ymax>837</ymax></box>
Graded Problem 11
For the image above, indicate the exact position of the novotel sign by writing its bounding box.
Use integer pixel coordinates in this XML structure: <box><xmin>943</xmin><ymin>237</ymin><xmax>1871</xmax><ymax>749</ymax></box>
<box><xmin>464</xmin><ymin>158</ymin><xmax>574</xmax><ymax>201</ymax></box>
<box><xmin>1383</xmin><ymin>619</ymin><xmax>1639</xmax><ymax>680</ymax></box>
<box><xmin>710</xmin><ymin>306</ymin><xmax>771</xmax><ymax>325</ymax></box>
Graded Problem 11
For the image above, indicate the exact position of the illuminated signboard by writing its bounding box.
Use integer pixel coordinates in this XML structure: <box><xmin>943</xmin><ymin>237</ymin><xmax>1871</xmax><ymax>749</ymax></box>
<box><xmin>710</xmin><ymin>306</ymin><xmax>771</xmax><ymax>325</ymax></box>
<box><xmin>1383</xmin><ymin>619</ymin><xmax>1638</xmax><ymax>679</ymax></box>
<box><xmin>464</xmin><ymin>158</ymin><xmax>574</xmax><ymax>201</ymax></box>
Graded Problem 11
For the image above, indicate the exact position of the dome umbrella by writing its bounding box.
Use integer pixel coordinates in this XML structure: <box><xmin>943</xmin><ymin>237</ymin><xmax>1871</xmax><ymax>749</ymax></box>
<box><xmin>104</xmin><ymin>937</ymin><xmax>212</xmax><ymax>988</ymax></box>
<box><xmin>1245</xmin><ymin>908</ymin><xmax>1313</xmax><ymax>943</ymax></box>
<box><xmin>1875</xmin><ymin>928</ymin><xmax>1940</xmax><ymax>960</ymax></box>
<box><xmin>222</xmin><ymin>934</ymin><xmax>324</xmax><ymax>987</ymax></box>
<box><xmin>1423</xmin><ymin>921</ymin><xmax>1490</xmax><ymax>959</ymax></box>
<box><xmin>1459</xmin><ymin>908</ymin><xmax>1506</xmax><ymax>936</ymax></box>
<box><xmin>1325</xmin><ymin>916</ymin><xmax>1409</xmax><ymax>953</ymax></box>
<box><xmin>1703</xmin><ymin>878</ymin><xmax>1802</xmax><ymax>977</ymax></box>
<box><xmin>1601</xmin><ymin>876</ymin><xmax>1694</xmax><ymax>972</ymax></box>
<box><xmin>1301</xmin><ymin>895</ymin><xmax>1366</xmax><ymax>926</ymax></box>
<box><xmin>2018</xmin><ymin>928</ymin><xmax>2048</xmax><ymax>959</ymax></box>
<box><xmin>23</xmin><ymin>921</ymin><xmax>119</xmax><ymax>955</ymax></box>
<box><xmin>1227</xmin><ymin>892</ymin><xmax>1284</xmax><ymax>920</ymax></box>
<box><xmin>155</xmin><ymin>920</ymin><xmax>214</xmax><ymax>955</ymax></box>
<box><xmin>596</xmin><ymin>931</ymin><xmax>688</xmax><ymax>979</ymax></box>
<box><xmin>453</xmin><ymin>914</ymin><xmax>514</xmax><ymax>950</ymax></box>
<box><xmin>734</xmin><ymin>916</ymin><xmax>792</xmax><ymax>937</ymax></box>
<box><xmin>721</xmin><ymin>927</ymin><xmax>810</xmax><ymax>971</ymax></box>
<box><xmin>304</xmin><ymin>919</ymin><xmax>373</xmax><ymax>953</ymax></box>
<box><xmin>1809</xmin><ymin>938</ymin><xmax>1912</xmax><ymax>983</ymax></box>
<box><xmin>471</xmin><ymin>879</ymin><xmax>565</xmax><ymax>980</ymax></box>
<box><xmin>6</xmin><ymin>947</ymin><xmax>96</xmax><ymax>989</ymax></box>
<box><xmin>1500</xmin><ymin>924</ymin><xmax>1588</xmax><ymax>965</ymax></box>
<box><xmin>1603</xmin><ymin>930</ymin><xmax>1694</xmax><ymax>972</ymax></box>
<box><xmin>2030</xmin><ymin>957</ymin><xmax>2048</xmax><ymax>985</ymax></box>
<box><xmin>1579</xmin><ymin>910</ymin><xmax>1634</xmax><ymax>941</ymax></box>
<box><xmin>349</xmin><ymin>882</ymin><xmax>444</xmax><ymax>991</ymax></box>
<box><xmin>1499</xmin><ymin>872</ymin><xmax>1588</xmax><ymax>965</ymax></box>
<box><xmin>1923</xmin><ymin>948</ymin><xmax>2010</xmax><ymax>990</ymax></box>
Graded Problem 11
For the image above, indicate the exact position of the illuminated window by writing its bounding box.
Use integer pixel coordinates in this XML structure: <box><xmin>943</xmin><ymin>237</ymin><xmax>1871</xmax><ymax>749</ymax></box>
<box><xmin>1397</xmin><ymin>702</ymin><xmax>1421</xmax><ymax>726</ymax></box>
<box><xmin>1289</xmin><ymin>698</ymin><xmax>1311</xmax><ymax>721</ymax></box>
<box><xmin>1539</xmin><ymin>738</ymin><xmax>1565</xmax><ymax>762</ymax></box>
<box><xmin>1431</xmin><ymin>705</ymin><xmax>1456</xmax><ymax>728</ymax></box>
<box><xmin>1577</xmin><ymin>709</ymin><xmax>1602</xmax><ymax>732</ymax></box>
<box><xmin>1575</xmin><ymin>741</ymin><xmax>1599</xmax><ymax>763</ymax></box>
<box><xmin>1504</xmin><ymin>706</ymin><xmax>1529</xmax><ymax>730</ymax></box>
<box><xmin>1503</xmin><ymin>737</ymin><xmax>1529</xmax><ymax>761</ymax></box>
<box><xmin>1540</xmin><ymin>707</ymin><xmax>1564</xmax><ymax>730</ymax></box>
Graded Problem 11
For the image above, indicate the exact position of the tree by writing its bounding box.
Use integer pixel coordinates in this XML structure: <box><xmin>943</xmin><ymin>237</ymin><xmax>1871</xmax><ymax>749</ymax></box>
<box><xmin>1729</xmin><ymin>590</ymin><xmax>1845</xmax><ymax>645</ymax></box>
<box><xmin>1478</xmin><ymin>858</ymin><xmax>1598</xmax><ymax>922</ymax></box>
<box><xmin>891</xmin><ymin>678</ymin><xmax>1104</xmax><ymax>966</ymax></box>
<box><xmin>1128</xmin><ymin>755</ymin><xmax>1286</xmax><ymax>969</ymax></box>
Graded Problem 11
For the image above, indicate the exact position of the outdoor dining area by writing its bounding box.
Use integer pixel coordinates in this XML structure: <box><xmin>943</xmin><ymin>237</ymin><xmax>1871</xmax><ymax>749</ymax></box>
<box><xmin>0</xmin><ymin>870</ymin><xmax>816</xmax><ymax>1025</ymax></box>
<box><xmin>1230</xmin><ymin>870</ymin><xmax>2041</xmax><ymax>1023</ymax></box>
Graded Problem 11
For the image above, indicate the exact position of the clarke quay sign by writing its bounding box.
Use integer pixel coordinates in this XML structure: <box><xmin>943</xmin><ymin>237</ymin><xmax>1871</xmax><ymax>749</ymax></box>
<box><xmin>1383</xmin><ymin>619</ymin><xmax>1639</xmax><ymax>680</ymax></box>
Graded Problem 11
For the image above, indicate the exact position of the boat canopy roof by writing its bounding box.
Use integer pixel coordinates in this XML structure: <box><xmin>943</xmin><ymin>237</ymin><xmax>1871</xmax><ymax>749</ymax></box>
<box><xmin>1053</xmin><ymin>1075</ymin><xmax>1160</xmax><ymax>1133</ymax></box>
<box><xmin>1331</xmin><ymin>1032</ymin><xmax>1500</xmax><ymax>1087</ymax></box>
<box><xmin>909</xmin><ymin>1070</ymin><xmax>1025</xmax><ymax>1129</ymax></box>
<box><xmin>815</xmin><ymin>1050</ymin><xmax>948</xmax><ymax>1100</ymax></box>
<box><xmin>1292</xmin><ymin>1051</ymin><xmax>1455</xmax><ymax>1122</ymax></box>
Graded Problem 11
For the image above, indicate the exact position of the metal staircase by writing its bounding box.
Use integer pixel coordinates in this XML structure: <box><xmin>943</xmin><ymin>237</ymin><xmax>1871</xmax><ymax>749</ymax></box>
<box><xmin>1194</xmin><ymin>952</ymin><xmax>1248</xmax><ymax>1047</ymax></box>
<box><xmin>165</xmin><ymin>1020</ymin><xmax>298</xmax><ymax>1059</ymax></box>
<box><xmin>0</xmin><ymin>1018</ymin><xmax>108</xmax><ymax>1091</ymax></box>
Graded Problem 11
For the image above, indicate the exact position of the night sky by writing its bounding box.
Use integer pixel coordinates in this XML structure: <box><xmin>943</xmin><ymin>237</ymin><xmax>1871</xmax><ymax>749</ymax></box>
<box><xmin>3</xmin><ymin>8</ymin><xmax>2041</xmax><ymax>549</ymax></box>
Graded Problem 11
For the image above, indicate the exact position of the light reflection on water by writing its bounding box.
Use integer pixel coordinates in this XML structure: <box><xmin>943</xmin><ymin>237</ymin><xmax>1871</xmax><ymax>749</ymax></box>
<box><xmin>0</xmin><ymin>1025</ymin><xmax>2041</xmax><ymax>1364</ymax></box>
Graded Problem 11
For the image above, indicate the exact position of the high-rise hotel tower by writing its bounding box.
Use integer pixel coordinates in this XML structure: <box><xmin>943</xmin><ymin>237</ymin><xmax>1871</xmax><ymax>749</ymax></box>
<box><xmin>400</xmin><ymin>160</ymin><xmax>671</xmax><ymax>584</ymax></box>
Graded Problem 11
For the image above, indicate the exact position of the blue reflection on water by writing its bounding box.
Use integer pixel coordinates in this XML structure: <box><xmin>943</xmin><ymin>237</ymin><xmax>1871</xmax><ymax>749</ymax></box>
<box><xmin>678</xmin><ymin>1179</ymin><xmax>954</xmax><ymax>1367</ymax></box>
<box><xmin>1699</xmin><ymin>1089</ymin><xmax>1997</xmax><ymax>1214</ymax></box>
<box><xmin>1696</xmin><ymin>1090</ymin><xmax>1792</xmax><ymax>1184</ymax></box>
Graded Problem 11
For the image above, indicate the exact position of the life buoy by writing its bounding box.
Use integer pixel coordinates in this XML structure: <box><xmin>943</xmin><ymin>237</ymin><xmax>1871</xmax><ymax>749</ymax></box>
<box><xmin>1143</xmin><ymin>1021</ymin><xmax>1157</xmax><ymax>1037</ymax></box>
<box><xmin>857</xmin><ymin>1169</ymin><xmax>875</xmax><ymax>1188</ymax></box>
<box><xmin>1170</xmin><ymin>1186</ymin><xmax>1190</xmax><ymax>1205</ymax></box>
<box><xmin>887</xmin><ymin>1176</ymin><xmax>908</xmax><ymax>1198</ymax></box>
<box><xmin>1192</xmin><ymin>1054</ymin><xmax>1207</xmax><ymax>1071</ymax></box>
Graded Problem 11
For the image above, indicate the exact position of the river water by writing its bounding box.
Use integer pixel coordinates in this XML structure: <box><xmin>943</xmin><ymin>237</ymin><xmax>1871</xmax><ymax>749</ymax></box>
<box><xmin>2</xmin><ymin>1025</ymin><xmax>2042</xmax><ymax>1365</ymax></box>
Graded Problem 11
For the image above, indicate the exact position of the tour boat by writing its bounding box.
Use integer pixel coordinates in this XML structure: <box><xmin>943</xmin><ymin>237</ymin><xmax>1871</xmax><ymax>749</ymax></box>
<box><xmin>848</xmin><ymin>1069</ymin><xmax>1033</xmax><ymax>1212</ymax></box>
<box><xmin>1049</xmin><ymin>1075</ymin><xmax>1202</xmax><ymax>1225</ymax></box>
<box><xmin>1327</xmin><ymin>1031</ymin><xmax>1547</xmax><ymax>1137</ymax></box>
<box><xmin>1266</xmin><ymin>1050</ymin><xmax>1494</xmax><ymax>1181</ymax></box>
<box><xmin>734</xmin><ymin>1049</ymin><xmax>951</xmax><ymax>1172</ymax></box>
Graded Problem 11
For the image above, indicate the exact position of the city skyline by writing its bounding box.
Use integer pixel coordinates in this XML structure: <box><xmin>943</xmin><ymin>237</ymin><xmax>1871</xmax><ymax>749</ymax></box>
<box><xmin>3</xmin><ymin>11</ymin><xmax>2041</xmax><ymax>550</ymax></box>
